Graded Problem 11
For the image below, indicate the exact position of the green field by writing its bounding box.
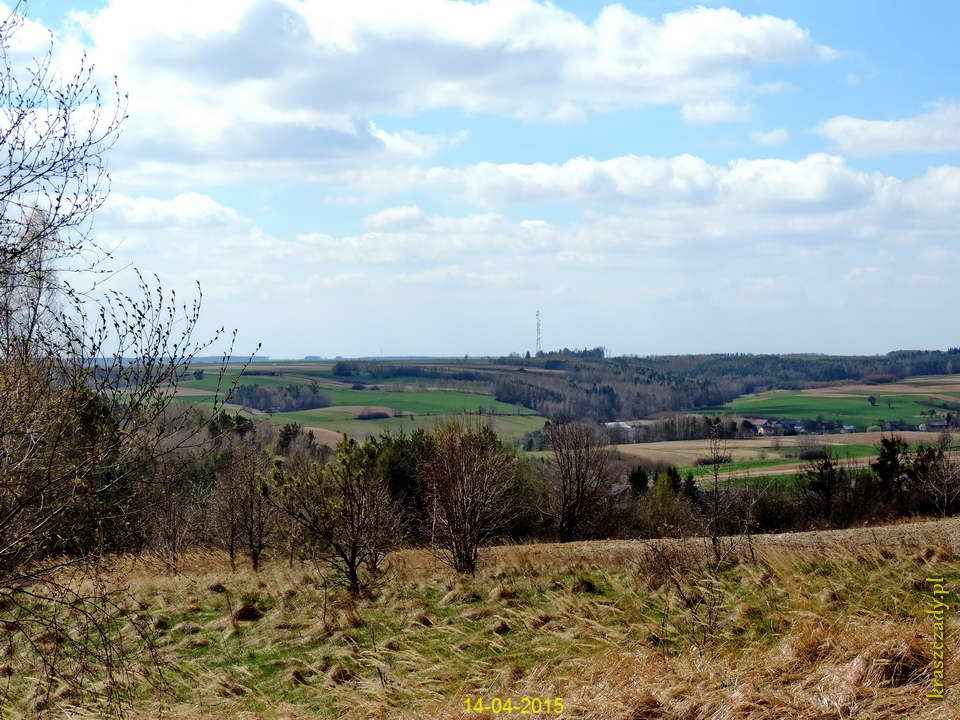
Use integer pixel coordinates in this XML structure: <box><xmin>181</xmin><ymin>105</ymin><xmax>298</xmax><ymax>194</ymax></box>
<box><xmin>175</xmin><ymin>371</ymin><xmax>543</xmax><ymax>443</ymax></box>
<box><xmin>680</xmin><ymin>442</ymin><xmax>880</xmax><ymax>477</ymax></box>
<box><xmin>720</xmin><ymin>390</ymin><xmax>954</xmax><ymax>430</ymax></box>
<box><xmin>182</xmin><ymin>373</ymin><xmax>528</xmax><ymax>415</ymax></box>
<box><xmin>182</xmin><ymin>371</ymin><xmax>325</xmax><ymax>391</ymax></box>
<box><xmin>284</xmin><ymin>411</ymin><xmax>545</xmax><ymax>443</ymax></box>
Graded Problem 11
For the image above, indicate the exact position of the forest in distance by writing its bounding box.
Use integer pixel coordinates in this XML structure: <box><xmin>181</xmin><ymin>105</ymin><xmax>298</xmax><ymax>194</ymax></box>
<box><xmin>325</xmin><ymin>348</ymin><xmax>960</xmax><ymax>423</ymax></box>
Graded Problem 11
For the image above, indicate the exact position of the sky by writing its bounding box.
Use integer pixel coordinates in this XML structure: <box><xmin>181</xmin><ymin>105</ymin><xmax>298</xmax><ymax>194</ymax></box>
<box><xmin>16</xmin><ymin>0</ymin><xmax>960</xmax><ymax>358</ymax></box>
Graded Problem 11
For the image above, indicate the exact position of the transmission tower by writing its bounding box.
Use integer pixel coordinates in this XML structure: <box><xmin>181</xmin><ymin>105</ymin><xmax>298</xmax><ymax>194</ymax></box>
<box><xmin>536</xmin><ymin>309</ymin><xmax>542</xmax><ymax>354</ymax></box>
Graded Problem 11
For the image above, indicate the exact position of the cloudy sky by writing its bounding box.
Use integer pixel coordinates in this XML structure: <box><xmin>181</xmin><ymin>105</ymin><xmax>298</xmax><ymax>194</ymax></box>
<box><xmin>20</xmin><ymin>0</ymin><xmax>960</xmax><ymax>358</ymax></box>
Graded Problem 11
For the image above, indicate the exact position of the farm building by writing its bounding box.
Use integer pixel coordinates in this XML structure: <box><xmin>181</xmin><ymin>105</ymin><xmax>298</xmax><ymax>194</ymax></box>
<box><xmin>744</xmin><ymin>417</ymin><xmax>773</xmax><ymax>435</ymax></box>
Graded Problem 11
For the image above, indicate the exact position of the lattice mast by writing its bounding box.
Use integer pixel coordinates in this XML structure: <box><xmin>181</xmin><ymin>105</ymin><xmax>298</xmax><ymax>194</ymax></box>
<box><xmin>536</xmin><ymin>309</ymin><xmax>542</xmax><ymax>354</ymax></box>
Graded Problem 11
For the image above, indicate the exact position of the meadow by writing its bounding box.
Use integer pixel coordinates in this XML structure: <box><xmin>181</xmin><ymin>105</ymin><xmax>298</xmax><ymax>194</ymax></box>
<box><xmin>174</xmin><ymin>367</ymin><xmax>545</xmax><ymax>443</ymax></box>
<box><xmin>676</xmin><ymin>442</ymin><xmax>877</xmax><ymax>478</ymax></box>
<box><xmin>8</xmin><ymin>520</ymin><xmax>957</xmax><ymax>719</ymax></box>
<box><xmin>283</xmin><ymin>410</ymin><xmax>546</xmax><ymax>444</ymax></box>
<box><xmin>617</xmin><ymin>431</ymin><xmax>943</xmax><ymax>466</ymax></box>
<box><xmin>721</xmin><ymin>390</ymin><xmax>958</xmax><ymax>430</ymax></box>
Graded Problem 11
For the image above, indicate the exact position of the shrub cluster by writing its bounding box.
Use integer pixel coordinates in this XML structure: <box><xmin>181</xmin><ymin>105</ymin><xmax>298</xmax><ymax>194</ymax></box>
<box><xmin>231</xmin><ymin>382</ymin><xmax>331</xmax><ymax>413</ymax></box>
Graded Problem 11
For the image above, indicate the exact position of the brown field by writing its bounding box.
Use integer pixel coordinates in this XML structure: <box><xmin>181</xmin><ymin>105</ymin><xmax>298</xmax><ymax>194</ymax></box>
<box><xmin>801</xmin><ymin>374</ymin><xmax>960</xmax><ymax>401</ymax></box>
<box><xmin>301</xmin><ymin>425</ymin><xmax>349</xmax><ymax>446</ymax></box>
<box><xmin>171</xmin><ymin>386</ymin><xmax>217</xmax><ymax>396</ymax></box>
<box><xmin>614</xmin><ymin>431</ymin><xmax>946</xmax><ymax>466</ymax></box>
<box><xmin>706</xmin><ymin>451</ymin><xmax>960</xmax><ymax>481</ymax></box>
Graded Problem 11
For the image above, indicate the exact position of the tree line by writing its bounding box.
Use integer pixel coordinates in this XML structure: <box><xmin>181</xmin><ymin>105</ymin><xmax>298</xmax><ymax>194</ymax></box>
<box><xmin>231</xmin><ymin>382</ymin><xmax>332</xmax><ymax>413</ymax></box>
<box><xmin>333</xmin><ymin>360</ymin><xmax>486</xmax><ymax>383</ymax></box>
<box><xmin>116</xmin><ymin>414</ymin><xmax>960</xmax><ymax>589</ymax></box>
<box><xmin>489</xmin><ymin>349</ymin><xmax>960</xmax><ymax>423</ymax></box>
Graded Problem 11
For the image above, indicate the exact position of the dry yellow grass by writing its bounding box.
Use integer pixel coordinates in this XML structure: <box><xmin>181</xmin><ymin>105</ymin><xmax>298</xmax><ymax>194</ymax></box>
<box><xmin>6</xmin><ymin>519</ymin><xmax>960</xmax><ymax>719</ymax></box>
<box><xmin>802</xmin><ymin>375</ymin><xmax>960</xmax><ymax>399</ymax></box>
<box><xmin>300</xmin><ymin>425</ymin><xmax>348</xmax><ymax>446</ymax></box>
<box><xmin>614</xmin><ymin>431</ymin><xmax>945</xmax><ymax>466</ymax></box>
<box><xmin>170</xmin><ymin>387</ymin><xmax>218</xmax><ymax>397</ymax></box>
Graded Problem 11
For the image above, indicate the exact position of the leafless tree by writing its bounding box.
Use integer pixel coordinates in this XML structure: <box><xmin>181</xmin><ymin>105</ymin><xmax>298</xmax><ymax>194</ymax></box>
<box><xmin>421</xmin><ymin>418</ymin><xmax>518</xmax><ymax>574</ymax></box>
<box><xmin>542</xmin><ymin>421</ymin><xmax>615</xmax><ymax>542</ymax></box>
<box><xmin>0</xmin><ymin>4</ymin><xmax>241</xmax><ymax>710</ymax></box>
<box><xmin>272</xmin><ymin>436</ymin><xmax>404</xmax><ymax>593</ymax></box>
<box><xmin>701</xmin><ymin>417</ymin><xmax>739</xmax><ymax>563</ymax></box>
<box><xmin>144</xmin><ymin>443</ymin><xmax>205</xmax><ymax>572</ymax></box>
<box><xmin>237</xmin><ymin>450</ymin><xmax>275</xmax><ymax>573</ymax></box>
<box><xmin>206</xmin><ymin>439</ymin><xmax>262</xmax><ymax>571</ymax></box>
<box><xmin>913</xmin><ymin>433</ymin><xmax>960</xmax><ymax>518</ymax></box>
<box><xmin>0</xmin><ymin>3</ymin><xmax>126</xmax><ymax>354</ymax></box>
<box><xmin>0</xmin><ymin>277</ymin><xmax>236</xmax><ymax>709</ymax></box>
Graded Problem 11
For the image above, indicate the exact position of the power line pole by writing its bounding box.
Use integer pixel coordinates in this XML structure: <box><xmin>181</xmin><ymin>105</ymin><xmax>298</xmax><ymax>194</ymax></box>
<box><xmin>536</xmin><ymin>309</ymin><xmax>542</xmax><ymax>354</ymax></box>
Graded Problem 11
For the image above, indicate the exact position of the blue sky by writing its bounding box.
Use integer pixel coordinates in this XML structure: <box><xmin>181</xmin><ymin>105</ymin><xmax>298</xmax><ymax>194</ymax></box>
<box><xmin>18</xmin><ymin>1</ymin><xmax>960</xmax><ymax>357</ymax></box>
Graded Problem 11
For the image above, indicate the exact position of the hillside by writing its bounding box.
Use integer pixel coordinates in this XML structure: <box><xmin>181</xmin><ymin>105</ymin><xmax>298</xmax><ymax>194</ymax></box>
<box><xmin>8</xmin><ymin>519</ymin><xmax>957</xmax><ymax>719</ymax></box>
<box><xmin>178</xmin><ymin>357</ymin><xmax>960</xmax><ymax>443</ymax></box>
<box><xmin>174</xmin><ymin>366</ymin><xmax>546</xmax><ymax>443</ymax></box>
<box><xmin>720</xmin><ymin>375</ymin><xmax>960</xmax><ymax>431</ymax></box>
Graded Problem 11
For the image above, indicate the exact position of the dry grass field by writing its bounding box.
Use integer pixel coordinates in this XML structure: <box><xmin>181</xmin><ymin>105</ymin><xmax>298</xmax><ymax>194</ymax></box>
<box><xmin>800</xmin><ymin>377</ymin><xmax>960</xmax><ymax>403</ymax></box>
<box><xmin>6</xmin><ymin>520</ymin><xmax>960</xmax><ymax>719</ymax></box>
<box><xmin>615</xmin><ymin>431</ymin><xmax>945</xmax><ymax>465</ymax></box>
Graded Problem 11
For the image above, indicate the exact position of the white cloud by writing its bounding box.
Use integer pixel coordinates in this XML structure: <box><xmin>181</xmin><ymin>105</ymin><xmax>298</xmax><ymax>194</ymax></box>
<box><xmin>818</xmin><ymin>102</ymin><xmax>960</xmax><ymax>157</ymax></box>
<box><xmin>368</xmin><ymin>123</ymin><xmax>468</xmax><ymax>160</ymax></box>
<box><xmin>750</xmin><ymin>128</ymin><xmax>790</xmax><ymax>146</ymax></box>
<box><xmin>87</xmin><ymin>157</ymin><xmax>960</xmax><ymax>355</ymax></box>
<box><xmin>396</xmin><ymin>265</ymin><xmax>522</xmax><ymax>288</ymax></box>
<box><xmin>104</xmin><ymin>154</ymin><xmax>960</xmax><ymax>277</ymax></box>
<box><xmin>105</xmin><ymin>192</ymin><xmax>246</xmax><ymax>227</ymax></box>
<box><xmin>97</xmin><ymin>157</ymin><xmax>960</xmax><ymax>300</ymax></box>
<box><xmin>363</xmin><ymin>205</ymin><xmax>424</xmax><ymax>230</ymax></box>
<box><xmin>298</xmin><ymin>211</ymin><xmax>553</xmax><ymax>265</ymax></box>
<box><xmin>1</xmin><ymin>3</ymin><xmax>51</xmax><ymax>56</ymax></box>
<box><xmin>57</xmin><ymin>0</ymin><xmax>833</xmax><ymax>183</ymax></box>
<box><xmin>719</xmin><ymin>154</ymin><xmax>885</xmax><ymax>210</ymax></box>
<box><xmin>418</xmin><ymin>154</ymin><xmax>721</xmax><ymax>206</ymax></box>
<box><xmin>353</xmin><ymin>153</ymin><xmax>890</xmax><ymax>212</ymax></box>
<box><xmin>910</xmin><ymin>273</ymin><xmax>942</xmax><ymax>288</ymax></box>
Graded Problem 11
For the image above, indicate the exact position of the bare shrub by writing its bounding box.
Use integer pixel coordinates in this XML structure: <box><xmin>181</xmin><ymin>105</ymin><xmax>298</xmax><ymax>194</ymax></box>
<box><xmin>143</xmin><ymin>442</ymin><xmax>208</xmax><ymax>572</ymax></box>
<box><xmin>795</xmin><ymin>436</ymin><xmax>831</xmax><ymax>461</ymax></box>
<box><xmin>357</xmin><ymin>409</ymin><xmax>391</xmax><ymax>420</ymax></box>
<box><xmin>911</xmin><ymin>437</ymin><xmax>960</xmax><ymax>517</ymax></box>
<box><xmin>693</xmin><ymin>454</ymin><xmax>732</xmax><ymax>466</ymax></box>
<box><xmin>0</xmin><ymin>278</ymin><xmax>235</xmax><ymax>705</ymax></box>
<box><xmin>0</xmin><ymin>6</ymin><xmax>244</xmax><ymax>706</ymax></box>
<box><xmin>634</xmin><ymin>540</ymin><xmax>731</xmax><ymax>647</ymax></box>
<box><xmin>542</xmin><ymin>421</ymin><xmax>615</xmax><ymax>542</ymax></box>
<box><xmin>206</xmin><ymin>439</ymin><xmax>271</xmax><ymax>571</ymax></box>
<box><xmin>421</xmin><ymin>417</ymin><xmax>518</xmax><ymax>574</ymax></box>
<box><xmin>701</xmin><ymin>417</ymin><xmax>739</xmax><ymax>562</ymax></box>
